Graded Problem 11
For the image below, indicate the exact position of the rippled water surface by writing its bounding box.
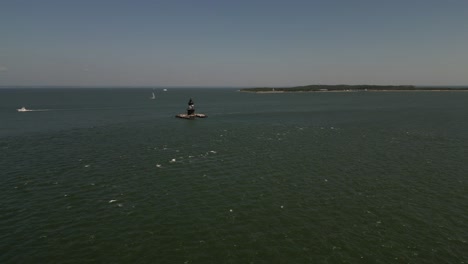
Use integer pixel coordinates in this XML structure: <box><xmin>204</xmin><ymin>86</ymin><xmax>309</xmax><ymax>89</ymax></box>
<box><xmin>1</xmin><ymin>88</ymin><xmax>467</xmax><ymax>263</ymax></box>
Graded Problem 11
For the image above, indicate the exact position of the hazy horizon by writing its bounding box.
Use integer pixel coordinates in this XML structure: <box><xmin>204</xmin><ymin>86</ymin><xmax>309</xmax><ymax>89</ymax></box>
<box><xmin>2</xmin><ymin>84</ymin><xmax>468</xmax><ymax>89</ymax></box>
<box><xmin>2</xmin><ymin>0</ymin><xmax>468</xmax><ymax>87</ymax></box>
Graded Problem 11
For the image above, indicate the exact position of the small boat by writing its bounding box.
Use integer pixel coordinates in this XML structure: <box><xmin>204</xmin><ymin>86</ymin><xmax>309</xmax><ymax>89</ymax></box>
<box><xmin>163</xmin><ymin>89</ymin><xmax>168</xmax><ymax>92</ymax></box>
<box><xmin>150</xmin><ymin>91</ymin><xmax>156</xmax><ymax>99</ymax></box>
<box><xmin>17</xmin><ymin>107</ymin><xmax>31</xmax><ymax>112</ymax></box>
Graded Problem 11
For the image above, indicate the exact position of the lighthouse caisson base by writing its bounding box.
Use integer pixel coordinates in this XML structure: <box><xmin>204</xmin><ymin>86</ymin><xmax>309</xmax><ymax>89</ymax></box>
<box><xmin>175</xmin><ymin>113</ymin><xmax>207</xmax><ymax>119</ymax></box>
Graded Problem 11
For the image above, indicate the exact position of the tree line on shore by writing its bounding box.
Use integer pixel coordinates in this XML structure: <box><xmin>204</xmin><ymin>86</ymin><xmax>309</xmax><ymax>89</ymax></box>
<box><xmin>241</xmin><ymin>85</ymin><xmax>467</xmax><ymax>92</ymax></box>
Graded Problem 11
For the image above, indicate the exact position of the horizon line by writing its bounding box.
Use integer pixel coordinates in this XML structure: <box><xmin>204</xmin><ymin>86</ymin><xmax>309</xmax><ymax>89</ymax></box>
<box><xmin>2</xmin><ymin>84</ymin><xmax>468</xmax><ymax>89</ymax></box>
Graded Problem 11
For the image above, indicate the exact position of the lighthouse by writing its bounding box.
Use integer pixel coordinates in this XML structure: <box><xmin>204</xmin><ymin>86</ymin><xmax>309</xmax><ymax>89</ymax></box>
<box><xmin>187</xmin><ymin>98</ymin><xmax>195</xmax><ymax>115</ymax></box>
<box><xmin>176</xmin><ymin>98</ymin><xmax>207</xmax><ymax>119</ymax></box>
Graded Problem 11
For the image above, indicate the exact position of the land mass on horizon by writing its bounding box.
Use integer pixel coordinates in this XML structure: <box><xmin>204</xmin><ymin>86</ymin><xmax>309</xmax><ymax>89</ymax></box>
<box><xmin>240</xmin><ymin>85</ymin><xmax>468</xmax><ymax>93</ymax></box>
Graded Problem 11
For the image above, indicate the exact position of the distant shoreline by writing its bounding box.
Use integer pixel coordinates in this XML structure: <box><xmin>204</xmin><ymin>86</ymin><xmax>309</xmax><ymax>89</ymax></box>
<box><xmin>240</xmin><ymin>85</ymin><xmax>468</xmax><ymax>93</ymax></box>
<box><xmin>248</xmin><ymin>89</ymin><xmax>468</xmax><ymax>93</ymax></box>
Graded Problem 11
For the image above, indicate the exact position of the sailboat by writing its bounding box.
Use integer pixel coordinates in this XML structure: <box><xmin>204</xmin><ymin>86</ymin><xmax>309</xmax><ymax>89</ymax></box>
<box><xmin>150</xmin><ymin>90</ymin><xmax>156</xmax><ymax>99</ymax></box>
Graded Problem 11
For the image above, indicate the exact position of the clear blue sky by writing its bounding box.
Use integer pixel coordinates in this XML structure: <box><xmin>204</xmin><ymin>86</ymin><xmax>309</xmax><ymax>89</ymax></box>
<box><xmin>1</xmin><ymin>0</ymin><xmax>467</xmax><ymax>87</ymax></box>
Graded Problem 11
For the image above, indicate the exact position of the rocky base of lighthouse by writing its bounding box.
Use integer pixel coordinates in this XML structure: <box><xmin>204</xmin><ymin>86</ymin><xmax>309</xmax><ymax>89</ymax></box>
<box><xmin>175</xmin><ymin>113</ymin><xmax>207</xmax><ymax>119</ymax></box>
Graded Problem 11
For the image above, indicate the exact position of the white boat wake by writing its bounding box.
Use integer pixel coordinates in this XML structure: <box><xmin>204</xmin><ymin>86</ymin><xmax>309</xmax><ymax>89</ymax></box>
<box><xmin>17</xmin><ymin>107</ymin><xmax>50</xmax><ymax>112</ymax></box>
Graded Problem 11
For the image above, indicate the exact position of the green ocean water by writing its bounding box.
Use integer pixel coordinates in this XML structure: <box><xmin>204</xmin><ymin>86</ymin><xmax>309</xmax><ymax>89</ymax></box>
<box><xmin>0</xmin><ymin>88</ymin><xmax>467</xmax><ymax>263</ymax></box>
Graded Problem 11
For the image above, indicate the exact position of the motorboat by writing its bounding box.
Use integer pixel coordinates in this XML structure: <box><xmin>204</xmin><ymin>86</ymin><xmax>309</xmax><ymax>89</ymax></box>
<box><xmin>17</xmin><ymin>107</ymin><xmax>31</xmax><ymax>112</ymax></box>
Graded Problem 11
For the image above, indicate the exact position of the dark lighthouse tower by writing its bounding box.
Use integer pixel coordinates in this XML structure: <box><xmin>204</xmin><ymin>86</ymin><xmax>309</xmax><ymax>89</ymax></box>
<box><xmin>187</xmin><ymin>98</ymin><xmax>195</xmax><ymax>115</ymax></box>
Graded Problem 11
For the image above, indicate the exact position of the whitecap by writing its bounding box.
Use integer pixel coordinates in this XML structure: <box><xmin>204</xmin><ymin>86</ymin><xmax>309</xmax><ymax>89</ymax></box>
<box><xmin>109</xmin><ymin>200</ymin><xmax>117</xmax><ymax>203</ymax></box>
<box><xmin>170</xmin><ymin>159</ymin><xmax>176</xmax><ymax>163</ymax></box>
